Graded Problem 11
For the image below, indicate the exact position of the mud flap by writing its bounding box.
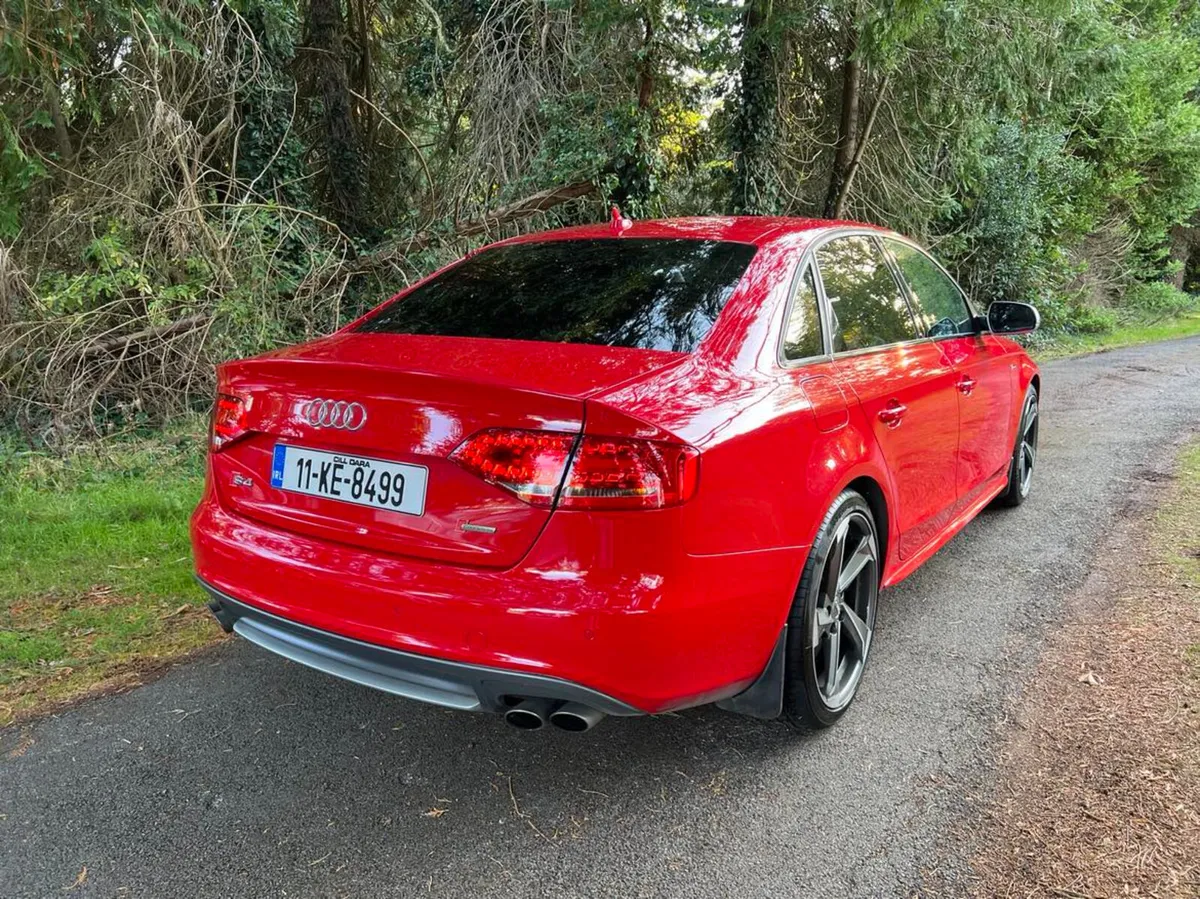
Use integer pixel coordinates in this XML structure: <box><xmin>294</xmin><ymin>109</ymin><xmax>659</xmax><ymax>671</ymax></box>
<box><xmin>715</xmin><ymin>625</ymin><xmax>787</xmax><ymax>719</ymax></box>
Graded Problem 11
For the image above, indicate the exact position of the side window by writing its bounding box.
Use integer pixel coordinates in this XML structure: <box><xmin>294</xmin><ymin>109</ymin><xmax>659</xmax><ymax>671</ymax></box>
<box><xmin>815</xmin><ymin>236</ymin><xmax>919</xmax><ymax>352</ymax></box>
<box><xmin>885</xmin><ymin>239</ymin><xmax>974</xmax><ymax>338</ymax></box>
<box><xmin>783</xmin><ymin>263</ymin><xmax>824</xmax><ymax>360</ymax></box>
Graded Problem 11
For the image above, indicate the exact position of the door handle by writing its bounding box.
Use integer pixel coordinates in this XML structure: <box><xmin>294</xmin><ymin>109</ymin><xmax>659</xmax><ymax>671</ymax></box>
<box><xmin>956</xmin><ymin>376</ymin><xmax>977</xmax><ymax>396</ymax></box>
<box><xmin>877</xmin><ymin>401</ymin><xmax>907</xmax><ymax>428</ymax></box>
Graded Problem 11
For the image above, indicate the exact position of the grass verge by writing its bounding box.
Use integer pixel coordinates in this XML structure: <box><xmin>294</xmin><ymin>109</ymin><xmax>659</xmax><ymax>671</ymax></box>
<box><xmin>0</xmin><ymin>419</ymin><xmax>217</xmax><ymax>725</ymax></box>
<box><xmin>1030</xmin><ymin>311</ymin><xmax>1200</xmax><ymax>360</ymax></box>
<box><xmin>971</xmin><ymin>442</ymin><xmax>1200</xmax><ymax>896</ymax></box>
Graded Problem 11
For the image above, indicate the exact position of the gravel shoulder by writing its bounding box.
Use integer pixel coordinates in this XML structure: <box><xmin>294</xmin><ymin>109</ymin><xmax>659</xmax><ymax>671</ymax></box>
<box><xmin>2</xmin><ymin>336</ymin><xmax>1199</xmax><ymax>899</ymax></box>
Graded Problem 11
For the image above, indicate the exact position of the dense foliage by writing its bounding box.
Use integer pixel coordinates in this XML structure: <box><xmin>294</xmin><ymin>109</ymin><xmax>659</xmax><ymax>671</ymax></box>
<box><xmin>1</xmin><ymin>0</ymin><xmax>1198</xmax><ymax>439</ymax></box>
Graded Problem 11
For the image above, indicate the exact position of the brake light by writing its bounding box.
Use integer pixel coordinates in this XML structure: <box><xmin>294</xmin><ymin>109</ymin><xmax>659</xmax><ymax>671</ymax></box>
<box><xmin>210</xmin><ymin>393</ymin><xmax>250</xmax><ymax>452</ymax></box>
<box><xmin>450</xmin><ymin>428</ymin><xmax>699</xmax><ymax>510</ymax></box>
<box><xmin>449</xmin><ymin>429</ymin><xmax>575</xmax><ymax>506</ymax></box>
<box><xmin>560</xmin><ymin>437</ymin><xmax>699</xmax><ymax>509</ymax></box>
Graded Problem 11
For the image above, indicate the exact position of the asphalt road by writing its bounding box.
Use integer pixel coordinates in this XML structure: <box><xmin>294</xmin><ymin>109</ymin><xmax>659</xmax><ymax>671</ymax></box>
<box><xmin>4</xmin><ymin>337</ymin><xmax>1200</xmax><ymax>899</ymax></box>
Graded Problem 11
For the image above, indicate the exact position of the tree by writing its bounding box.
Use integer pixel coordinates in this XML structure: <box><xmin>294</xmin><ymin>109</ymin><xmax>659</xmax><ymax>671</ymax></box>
<box><xmin>299</xmin><ymin>0</ymin><xmax>368</xmax><ymax>234</ymax></box>
<box><xmin>731</xmin><ymin>0</ymin><xmax>781</xmax><ymax>214</ymax></box>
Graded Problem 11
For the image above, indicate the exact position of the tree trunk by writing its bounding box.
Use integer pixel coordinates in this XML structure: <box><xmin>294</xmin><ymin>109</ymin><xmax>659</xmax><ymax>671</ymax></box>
<box><xmin>1167</xmin><ymin>222</ymin><xmax>1197</xmax><ymax>290</ymax></box>
<box><xmin>304</xmin><ymin>0</ymin><xmax>368</xmax><ymax>234</ymax></box>
<box><xmin>823</xmin><ymin>28</ymin><xmax>861</xmax><ymax>219</ymax></box>
<box><xmin>348</xmin><ymin>0</ymin><xmax>373</xmax><ymax>139</ymax></box>
<box><xmin>611</xmin><ymin>10</ymin><xmax>658</xmax><ymax>213</ymax></box>
<box><xmin>44</xmin><ymin>77</ymin><xmax>74</xmax><ymax>168</ymax></box>
<box><xmin>731</xmin><ymin>0</ymin><xmax>779</xmax><ymax>215</ymax></box>
<box><xmin>830</xmin><ymin>73</ymin><xmax>888</xmax><ymax>220</ymax></box>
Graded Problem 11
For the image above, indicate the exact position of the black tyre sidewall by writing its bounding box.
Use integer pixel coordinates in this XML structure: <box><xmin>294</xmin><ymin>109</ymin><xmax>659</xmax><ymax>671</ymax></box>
<box><xmin>783</xmin><ymin>489</ymin><xmax>877</xmax><ymax>730</ymax></box>
<box><xmin>998</xmin><ymin>385</ymin><xmax>1038</xmax><ymax>507</ymax></box>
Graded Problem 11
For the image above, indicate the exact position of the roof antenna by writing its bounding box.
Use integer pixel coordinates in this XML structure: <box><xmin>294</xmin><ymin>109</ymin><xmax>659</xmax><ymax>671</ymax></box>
<box><xmin>609</xmin><ymin>205</ymin><xmax>632</xmax><ymax>236</ymax></box>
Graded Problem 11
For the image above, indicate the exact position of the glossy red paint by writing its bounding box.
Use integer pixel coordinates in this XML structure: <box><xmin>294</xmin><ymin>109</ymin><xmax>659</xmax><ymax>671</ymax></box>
<box><xmin>191</xmin><ymin>216</ymin><xmax>1038</xmax><ymax>715</ymax></box>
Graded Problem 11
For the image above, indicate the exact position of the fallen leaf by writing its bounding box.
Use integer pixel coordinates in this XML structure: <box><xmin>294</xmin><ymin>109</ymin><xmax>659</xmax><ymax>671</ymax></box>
<box><xmin>65</xmin><ymin>866</ymin><xmax>87</xmax><ymax>891</ymax></box>
<box><xmin>423</xmin><ymin>807</ymin><xmax>447</xmax><ymax>818</ymax></box>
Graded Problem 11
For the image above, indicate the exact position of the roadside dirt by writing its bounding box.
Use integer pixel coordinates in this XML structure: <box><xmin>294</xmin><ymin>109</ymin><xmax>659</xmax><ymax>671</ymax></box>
<box><xmin>0</xmin><ymin>627</ymin><xmax>225</xmax><ymax>729</ymax></box>
<box><xmin>970</xmin><ymin>446</ymin><xmax>1200</xmax><ymax>897</ymax></box>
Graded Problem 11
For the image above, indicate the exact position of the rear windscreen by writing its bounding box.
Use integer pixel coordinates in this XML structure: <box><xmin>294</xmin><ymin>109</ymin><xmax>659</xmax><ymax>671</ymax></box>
<box><xmin>356</xmin><ymin>238</ymin><xmax>757</xmax><ymax>352</ymax></box>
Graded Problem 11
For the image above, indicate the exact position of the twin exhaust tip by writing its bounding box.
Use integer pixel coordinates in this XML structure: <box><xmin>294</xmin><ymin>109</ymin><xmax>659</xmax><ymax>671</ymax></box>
<box><xmin>503</xmin><ymin>699</ymin><xmax>605</xmax><ymax>732</ymax></box>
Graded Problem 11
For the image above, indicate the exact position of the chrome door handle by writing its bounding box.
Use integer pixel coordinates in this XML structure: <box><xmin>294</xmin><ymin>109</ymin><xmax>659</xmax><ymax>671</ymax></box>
<box><xmin>877</xmin><ymin>402</ymin><xmax>907</xmax><ymax>428</ymax></box>
<box><xmin>956</xmin><ymin>376</ymin><xmax>976</xmax><ymax>395</ymax></box>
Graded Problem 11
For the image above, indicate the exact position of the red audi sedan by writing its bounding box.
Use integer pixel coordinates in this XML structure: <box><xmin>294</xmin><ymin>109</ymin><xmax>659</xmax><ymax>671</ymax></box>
<box><xmin>191</xmin><ymin>216</ymin><xmax>1040</xmax><ymax>732</ymax></box>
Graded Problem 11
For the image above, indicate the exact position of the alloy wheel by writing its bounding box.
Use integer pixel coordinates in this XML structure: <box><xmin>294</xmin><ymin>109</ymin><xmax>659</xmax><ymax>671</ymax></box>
<box><xmin>1017</xmin><ymin>394</ymin><xmax>1039</xmax><ymax>497</ymax></box>
<box><xmin>812</xmin><ymin>510</ymin><xmax>879</xmax><ymax>711</ymax></box>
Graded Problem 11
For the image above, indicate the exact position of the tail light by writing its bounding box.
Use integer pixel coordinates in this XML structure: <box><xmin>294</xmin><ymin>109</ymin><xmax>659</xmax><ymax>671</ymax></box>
<box><xmin>210</xmin><ymin>393</ymin><xmax>250</xmax><ymax>451</ymax></box>
<box><xmin>560</xmin><ymin>436</ymin><xmax>699</xmax><ymax>509</ymax></box>
<box><xmin>448</xmin><ymin>429</ymin><xmax>575</xmax><ymax>506</ymax></box>
<box><xmin>451</xmin><ymin>428</ymin><xmax>699</xmax><ymax>510</ymax></box>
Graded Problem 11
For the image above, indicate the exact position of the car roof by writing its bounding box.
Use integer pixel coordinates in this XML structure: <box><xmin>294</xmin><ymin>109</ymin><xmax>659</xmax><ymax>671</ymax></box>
<box><xmin>496</xmin><ymin>216</ymin><xmax>890</xmax><ymax>249</ymax></box>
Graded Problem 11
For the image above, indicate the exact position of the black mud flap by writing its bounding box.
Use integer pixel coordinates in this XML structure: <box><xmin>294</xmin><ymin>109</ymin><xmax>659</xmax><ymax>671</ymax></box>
<box><xmin>715</xmin><ymin>625</ymin><xmax>786</xmax><ymax>719</ymax></box>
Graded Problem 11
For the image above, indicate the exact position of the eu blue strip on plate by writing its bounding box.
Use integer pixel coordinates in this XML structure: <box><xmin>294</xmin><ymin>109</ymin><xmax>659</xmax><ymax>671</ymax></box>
<box><xmin>270</xmin><ymin>444</ymin><xmax>287</xmax><ymax>488</ymax></box>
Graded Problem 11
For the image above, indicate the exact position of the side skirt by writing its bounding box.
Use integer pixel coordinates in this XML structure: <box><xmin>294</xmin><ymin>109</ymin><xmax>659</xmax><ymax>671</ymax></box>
<box><xmin>882</xmin><ymin>471</ymin><xmax>1009</xmax><ymax>588</ymax></box>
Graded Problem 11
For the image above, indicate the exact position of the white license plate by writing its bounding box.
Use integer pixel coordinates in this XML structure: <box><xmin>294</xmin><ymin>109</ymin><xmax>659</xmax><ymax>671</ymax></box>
<box><xmin>270</xmin><ymin>445</ymin><xmax>427</xmax><ymax>516</ymax></box>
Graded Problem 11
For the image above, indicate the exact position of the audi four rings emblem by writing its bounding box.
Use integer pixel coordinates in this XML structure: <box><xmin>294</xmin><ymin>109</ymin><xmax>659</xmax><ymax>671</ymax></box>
<box><xmin>301</xmin><ymin>399</ymin><xmax>367</xmax><ymax>430</ymax></box>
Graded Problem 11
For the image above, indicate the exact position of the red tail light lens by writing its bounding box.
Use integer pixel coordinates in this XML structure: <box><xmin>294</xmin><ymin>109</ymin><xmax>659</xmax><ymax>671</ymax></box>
<box><xmin>449</xmin><ymin>429</ymin><xmax>576</xmax><ymax>506</ymax></box>
<box><xmin>560</xmin><ymin>437</ymin><xmax>699</xmax><ymax>509</ymax></box>
<box><xmin>451</xmin><ymin>428</ymin><xmax>699</xmax><ymax>510</ymax></box>
<box><xmin>210</xmin><ymin>393</ymin><xmax>250</xmax><ymax>452</ymax></box>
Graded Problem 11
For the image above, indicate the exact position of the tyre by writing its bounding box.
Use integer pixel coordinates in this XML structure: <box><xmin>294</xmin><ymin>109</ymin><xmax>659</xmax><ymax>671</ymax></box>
<box><xmin>995</xmin><ymin>385</ymin><xmax>1039</xmax><ymax>508</ymax></box>
<box><xmin>783</xmin><ymin>490</ymin><xmax>880</xmax><ymax>729</ymax></box>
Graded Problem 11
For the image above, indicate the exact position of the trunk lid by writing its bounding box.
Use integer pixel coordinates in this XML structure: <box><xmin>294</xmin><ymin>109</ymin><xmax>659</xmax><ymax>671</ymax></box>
<box><xmin>211</xmin><ymin>333</ymin><xmax>685</xmax><ymax>568</ymax></box>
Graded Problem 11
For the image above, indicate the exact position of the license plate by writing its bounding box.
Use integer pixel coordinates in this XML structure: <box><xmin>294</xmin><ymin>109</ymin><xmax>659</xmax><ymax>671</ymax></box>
<box><xmin>270</xmin><ymin>445</ymin><xmax>427</xmax><ymax>516</ymax></box>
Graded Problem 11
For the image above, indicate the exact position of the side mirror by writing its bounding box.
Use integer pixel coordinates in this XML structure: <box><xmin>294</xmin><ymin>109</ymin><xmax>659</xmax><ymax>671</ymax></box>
<box><xmin>987</xmin><ymin>301</ymin><xmax>1040</xmax><ymax>335</ymax></box>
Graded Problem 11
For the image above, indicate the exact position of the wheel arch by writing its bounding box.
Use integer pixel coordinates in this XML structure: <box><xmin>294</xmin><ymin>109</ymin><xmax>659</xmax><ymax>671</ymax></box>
<box><xmin>846</xmin><ymin>475</ymin><xmax>889</xmax><ymax>581</ymax></box>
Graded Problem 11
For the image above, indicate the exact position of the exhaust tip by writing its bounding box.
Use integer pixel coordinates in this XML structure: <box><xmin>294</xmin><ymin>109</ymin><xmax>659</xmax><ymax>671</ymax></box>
<box><xmin>504</xmin><ymin>708</ymin><xmax>545</xmax><ymax>730</ymax></box>
<box><xmin>548</xmin><ymin>702</ymin><xmax>605</xmax><ymax>732</ymax></box>
<box><xmin>503</xmin><ymin>698</ymin><xmax>556</xmax><ymax>730</ymax></box>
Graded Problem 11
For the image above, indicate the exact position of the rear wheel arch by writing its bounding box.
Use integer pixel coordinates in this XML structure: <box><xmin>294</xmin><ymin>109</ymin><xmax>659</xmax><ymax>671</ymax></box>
<box><xmin>846</xmin><ymin>476</ymin><xmax>889</xmax><ymax>577</ymax></box>
<box><xmin>717</xmin><ymin>473</ymin><xmax>889</xmax><ymax>722</ymax></box>
<box><xmin>1017</xmin><ymin>370</ymin><xmax>1040</xmax><ymax>442</ymax></box>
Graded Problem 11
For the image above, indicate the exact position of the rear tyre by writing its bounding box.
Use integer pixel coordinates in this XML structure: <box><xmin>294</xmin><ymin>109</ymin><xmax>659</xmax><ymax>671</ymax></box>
<box><xmin>995</xmin><ymin>385</ymin><xmax>1039</xmax><ymax>508</ymax></box>
<box><xmin>783</xmin><ymin>490</ymin><xmax>880</xmax><ymax>730</ymax></box>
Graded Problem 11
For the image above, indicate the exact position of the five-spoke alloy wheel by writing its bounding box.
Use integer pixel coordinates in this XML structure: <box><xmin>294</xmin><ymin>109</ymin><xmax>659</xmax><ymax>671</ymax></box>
<box><xmin>784</xmin><ymin>490</ymin><xmax>880</xmax><ymax>729</ymax></box>
<box><xmin>998</xmin><ymin>385</ymin><xmax>1039</xmax><ymax>507</ymax></box>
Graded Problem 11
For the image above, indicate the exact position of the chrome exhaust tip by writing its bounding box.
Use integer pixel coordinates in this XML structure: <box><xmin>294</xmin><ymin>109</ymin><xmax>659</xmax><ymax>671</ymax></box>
<box><xmin>503</xmin><ymin>698</ymin><xmax>556</xmax><ymax>730</ymax></box>
<box><xmin>548</xmin><ymin>701</ymin><xmax>606</xmax><ymax>732</ymax></box>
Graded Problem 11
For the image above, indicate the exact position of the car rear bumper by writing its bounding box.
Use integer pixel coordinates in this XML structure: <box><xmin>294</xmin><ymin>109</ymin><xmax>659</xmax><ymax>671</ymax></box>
<box><xmin>200</xmin><ymin>580</ymin><xmax>642</xmax><ymax>715</ymax></box>
<box><xmin>191</xmin><ymin>482</ymin><xmax>805</xmax><ymax>713</ymax></box>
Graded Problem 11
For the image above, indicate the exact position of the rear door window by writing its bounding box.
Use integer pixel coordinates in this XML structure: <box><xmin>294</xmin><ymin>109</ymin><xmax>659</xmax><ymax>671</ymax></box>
<box><xmin>884</xmin><ymin>239</ymin><xmax>975</xmax><ymax>338</ymax></box>
<box><xmin>358</xmin><ymin>239</ymin><xmax>758</xmax><ymax>353</ymax></box>
<box><xmin>815</xmin><ymin>235</ymin><xmax>919</xmax><ymax>352</ymax></box>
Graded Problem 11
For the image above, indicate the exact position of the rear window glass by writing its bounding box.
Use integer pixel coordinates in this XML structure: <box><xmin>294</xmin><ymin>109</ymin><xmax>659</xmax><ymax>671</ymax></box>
<box><xmin>357</xmin><ymin>238</ymin><xmax>757</xmax><ymax>353</ymax></box>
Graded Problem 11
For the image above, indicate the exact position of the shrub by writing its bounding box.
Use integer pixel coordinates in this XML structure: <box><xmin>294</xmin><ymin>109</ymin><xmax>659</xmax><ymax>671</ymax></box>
<box><xmin>1118</xmin><ymin>282</ymin><xmax>1200</xmax><ymax>320</ymax></box>
<box><xmin>1034</xmin><ymin>294</ymin><xmax>1118</xmax><ymax>335</ymax></box>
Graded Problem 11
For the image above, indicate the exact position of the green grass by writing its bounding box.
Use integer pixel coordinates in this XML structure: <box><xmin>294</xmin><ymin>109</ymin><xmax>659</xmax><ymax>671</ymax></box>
<box><xmin>1030</xmin><ymin>311</ymin><xmax>1200</xmax><ymax>361</ymax></box>
<box><xmin>0</xmin><ymin>418</ymin><xmax>216</xmax><ymax>722</ymax></box>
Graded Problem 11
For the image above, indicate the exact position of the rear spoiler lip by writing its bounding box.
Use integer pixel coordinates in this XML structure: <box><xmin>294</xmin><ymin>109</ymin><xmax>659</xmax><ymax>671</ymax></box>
<box><xmin>215</xmin><ymin>336</ymin><xmax>694</xmax><ymax>407</ymax></box>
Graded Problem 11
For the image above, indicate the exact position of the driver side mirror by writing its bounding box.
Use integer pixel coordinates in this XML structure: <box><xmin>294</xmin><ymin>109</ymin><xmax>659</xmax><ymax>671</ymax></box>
<box><xmin>987</xmin><ymin>301</ymin><xmax>1040</xmax><ymax>335</ymax></box>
